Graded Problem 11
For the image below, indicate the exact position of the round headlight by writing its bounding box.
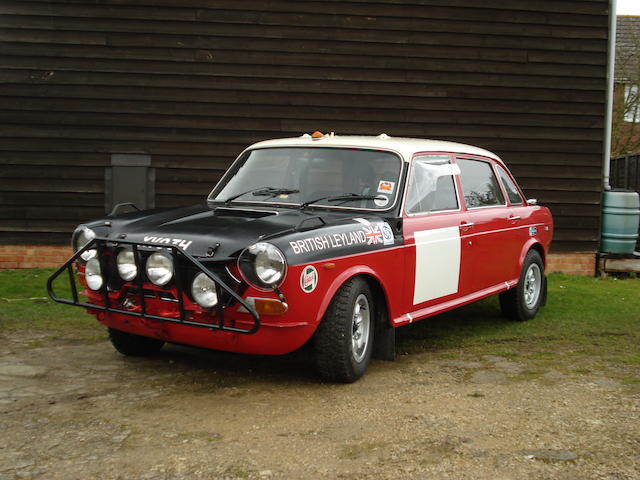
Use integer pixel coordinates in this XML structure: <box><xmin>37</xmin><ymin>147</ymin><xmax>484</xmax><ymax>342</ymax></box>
<box><xmin>85</xmin><ymin>258</ymin><xmax>103</xmax><ymax>290</ymax></box>
<box><xmin>238</xmin><ymin>242</ymin><xmax>287</xmax><ymax>289</ymax></box>
<box><xmin>146</xmin><ymin>252</ymin><xmax>174</xmax><ymax>286</ymax></box>
<box><xmin>252</xmin><ymin>242</ymin><xmax>286</xmax><ymax>285</ymax></box>
<box><xmin>117</xmin><ymin>249</ymin><xmax>137</xmax><ymax>281</ymax></box>
<box><xmin>191</xmin><ymin>272</ymin><xmax>218</xmax><ymax>308</ymax></box>
<box><xmin>75</xmin><ymin>226</ymin><xmax>97</xmax><ymax>261</ymax></box>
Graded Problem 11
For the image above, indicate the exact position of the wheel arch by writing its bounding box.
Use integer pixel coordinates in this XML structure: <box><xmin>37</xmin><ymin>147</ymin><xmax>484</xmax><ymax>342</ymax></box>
<box><xmin>519</xmin><ymin>239</ymin><xmax>546</xmax><ymax>271</ymax></box>
<box><xmin>314</xmin><ymin>266</ymin><xmax>392</xmax><ymax>328</ymax></box>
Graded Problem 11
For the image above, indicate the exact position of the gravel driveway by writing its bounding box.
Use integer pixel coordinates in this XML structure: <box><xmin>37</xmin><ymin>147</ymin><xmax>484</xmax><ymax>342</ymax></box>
<box><xmin>1</xmin><ymin>331</ymin><xmax>638</xmax><ymax>480</ymax></box>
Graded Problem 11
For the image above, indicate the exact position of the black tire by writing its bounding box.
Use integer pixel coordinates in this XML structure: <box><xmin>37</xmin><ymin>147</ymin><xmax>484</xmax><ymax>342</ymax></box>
<box><xmin>499</xmin><ymin>249</ymin><xmax>545</xmax><ymax>322</ymax></box>
<box><xmin>108</xmin><ymin>328</ymin><xmax>165</xmax><ymax>357</ymax></box>
<box><xmin>313</xmin><ymin>277</ymin><xmax>375</xmax><ymax>383</ymax></box>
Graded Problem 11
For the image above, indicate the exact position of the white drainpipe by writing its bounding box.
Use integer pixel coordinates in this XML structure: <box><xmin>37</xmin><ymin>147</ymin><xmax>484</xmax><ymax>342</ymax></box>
<box><xmin>603</xmin><ymin>0</ymin><xmax>617</xmax><ymax>191</ymax></box>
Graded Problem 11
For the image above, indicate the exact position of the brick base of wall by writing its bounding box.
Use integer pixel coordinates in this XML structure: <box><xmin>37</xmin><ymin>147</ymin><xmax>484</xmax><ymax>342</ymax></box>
<box><xmin>0</xmin><ymin>245</ymin><xmax>73</xmax><ymax>269</ymax></box>
<box><xmin>0</xmin><ymin>245</ymin><xmax>598</xmax><ymax>276</ymax></box>
<box><xmin>546</xmin><ymin>252</ymin><xmax>596</xmax><ymax>276</ymax></box>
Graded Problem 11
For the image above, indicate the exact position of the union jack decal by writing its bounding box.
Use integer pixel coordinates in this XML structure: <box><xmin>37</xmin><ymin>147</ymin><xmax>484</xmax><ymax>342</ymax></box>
<box><xmin>363</xmin><ymin>225</ymin><xmax>383</xmax><ymax>245</ymax></box>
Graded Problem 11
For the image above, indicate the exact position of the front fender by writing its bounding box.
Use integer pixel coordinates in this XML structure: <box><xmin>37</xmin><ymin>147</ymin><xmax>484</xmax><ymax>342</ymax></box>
<box><xmin>314</xmin><ymin>265</ymin><xmax>391</xmax><ymax>325</ymax></box>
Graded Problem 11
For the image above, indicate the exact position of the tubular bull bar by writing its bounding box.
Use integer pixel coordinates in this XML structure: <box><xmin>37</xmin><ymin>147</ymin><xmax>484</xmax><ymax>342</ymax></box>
<box><xmin>46</xmin><ymin>237</ymin><xmax>260</xmax><ymax>334</ymax></box>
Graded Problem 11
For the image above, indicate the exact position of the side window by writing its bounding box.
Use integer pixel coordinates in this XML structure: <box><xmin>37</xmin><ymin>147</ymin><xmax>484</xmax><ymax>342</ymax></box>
<box><xmin>406</xmin><ymin>155</ymin><xmax>459</xmax><ymax>214</ymax></box>
<box><xmin>457</xmin><ymin>158</ymin><xmax>505</xmax><ymax>208</ymax></box>
<box><xmin>496</xmin><ymin>165</ymin><xmax>524</xmax><ymax>205</ymax></box>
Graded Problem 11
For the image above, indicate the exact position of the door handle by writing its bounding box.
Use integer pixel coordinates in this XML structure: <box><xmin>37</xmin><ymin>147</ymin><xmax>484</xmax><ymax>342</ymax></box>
<box><xmin>508</xmin><ymin>215</ymin><xmax>521</xmax><ymax>221</ymax></box>
<box><xmin>459</xmin><ymin>222</ymin><xmax>474</xmax><ymax>229</ymax></box>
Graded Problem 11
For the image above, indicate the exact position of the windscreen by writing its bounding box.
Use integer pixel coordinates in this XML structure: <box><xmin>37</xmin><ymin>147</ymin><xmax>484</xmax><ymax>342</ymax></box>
<box><xmin>209</xmin><ymin>147</ymin><xmax>403</xmax><ymax>210</ymax></box>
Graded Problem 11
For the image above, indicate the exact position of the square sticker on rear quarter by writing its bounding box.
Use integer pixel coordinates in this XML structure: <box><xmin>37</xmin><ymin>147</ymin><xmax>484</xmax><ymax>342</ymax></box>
<box><xmin>377</xmin><ymin>180</ymin><xmax>395</xmax><ymax>194</ymax></box>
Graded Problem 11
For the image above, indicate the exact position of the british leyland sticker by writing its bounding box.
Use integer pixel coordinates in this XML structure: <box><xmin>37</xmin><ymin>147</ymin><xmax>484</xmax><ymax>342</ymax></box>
<box><xmin>300</xmin><ymin>265</ymin><xmax>318</xmax><ymax>293</ymax></box>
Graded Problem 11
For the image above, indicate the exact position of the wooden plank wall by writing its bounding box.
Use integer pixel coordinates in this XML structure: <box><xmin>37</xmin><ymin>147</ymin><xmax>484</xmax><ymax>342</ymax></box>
<box><xmin>0</xmin><ymin>0</ymin><xmax>609</xmax><ymax>251</ymax></box>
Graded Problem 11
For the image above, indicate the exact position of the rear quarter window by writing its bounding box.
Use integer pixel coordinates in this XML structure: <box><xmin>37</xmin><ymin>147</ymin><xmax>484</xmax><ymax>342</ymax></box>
<box><xmin>496</xmin><ymin>165</ymin><xmax>525</xmax><ymax>205</ymax></box>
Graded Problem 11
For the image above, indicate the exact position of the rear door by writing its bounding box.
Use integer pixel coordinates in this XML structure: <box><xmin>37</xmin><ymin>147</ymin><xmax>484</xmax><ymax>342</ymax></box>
<box><xmin>456</xmin><ymin>156</ymin><xmax>515</xmax><ymax>290</ymax></box>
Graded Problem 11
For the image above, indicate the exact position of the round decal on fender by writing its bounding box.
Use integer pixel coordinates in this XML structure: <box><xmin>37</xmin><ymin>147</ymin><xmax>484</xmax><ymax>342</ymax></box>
<box><xmin>300</xmin><ymin>265</ymin><xmax>318</xmax><ymax>293</ymax></box>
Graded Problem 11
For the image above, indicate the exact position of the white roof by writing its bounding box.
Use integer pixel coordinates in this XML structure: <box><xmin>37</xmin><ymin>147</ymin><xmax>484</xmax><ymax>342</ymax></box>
<box><xmin>247</xmin><ymin>134</ymin><xmax>502</xmax><ymax>162</ymax></box>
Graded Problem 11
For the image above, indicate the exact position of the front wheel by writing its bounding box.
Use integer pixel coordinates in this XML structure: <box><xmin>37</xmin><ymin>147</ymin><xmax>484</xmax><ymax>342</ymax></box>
<box><xmin>313</xmin><ymin>277</ymin><xmax>375</xmax><ymax>383</ymax></box>
<box><xmin>108</xmin><ymin>328</ymin><xmax>165</xmax><ymax>357</ymax></box>
<box><xmin>499</xmin><ymin>249</ymin><xmax>546</xmax><ymax>321</ymax></box>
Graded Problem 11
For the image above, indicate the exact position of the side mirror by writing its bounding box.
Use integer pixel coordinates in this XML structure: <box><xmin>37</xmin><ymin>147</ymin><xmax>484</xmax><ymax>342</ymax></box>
<box><xmin>526</xmin><ymin>198</ymin><xmax>538</xmax><ymax>206</ymax></box>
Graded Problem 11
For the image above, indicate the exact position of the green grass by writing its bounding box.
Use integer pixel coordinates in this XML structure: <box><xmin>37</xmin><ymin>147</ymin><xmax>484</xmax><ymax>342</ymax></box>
<box><xmin>397</xmin><ymin>273</ymin><xmax>640</xmax><ymax>380</ymax></box>
<box><xmin>0</xmin><ymin>268</ymin><xmax>105</xmax><ymax>342</ymax></box>
<box><xmin>399</xmin><ymin>273</ymin><xmax>640</xmax><ymax>348</ymax></box>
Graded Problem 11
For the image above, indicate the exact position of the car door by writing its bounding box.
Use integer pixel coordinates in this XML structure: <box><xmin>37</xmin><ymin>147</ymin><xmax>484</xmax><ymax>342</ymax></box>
<box><xmin>402</xmin><ymin>153</ymin><xmax>473</xmax><ymax>313</ymax></box>
<box><xmin>456</xmin><ymin>156</ymin><xmax>515</xmax><ymax>291</ymax></box>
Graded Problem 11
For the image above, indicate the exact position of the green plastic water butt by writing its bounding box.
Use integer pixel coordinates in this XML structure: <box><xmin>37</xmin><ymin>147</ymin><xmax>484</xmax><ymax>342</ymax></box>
<box><xmin>601</xmin><ymin>190</ymin><xmax>640</xmax><ymax>254</ymax></box>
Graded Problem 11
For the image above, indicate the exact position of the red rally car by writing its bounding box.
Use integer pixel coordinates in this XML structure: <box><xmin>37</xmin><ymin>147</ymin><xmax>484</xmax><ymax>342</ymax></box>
<box><xmin>48</xmin><ymin>133</ymin><xmax>553</xmax><ymax>382</ymax></box>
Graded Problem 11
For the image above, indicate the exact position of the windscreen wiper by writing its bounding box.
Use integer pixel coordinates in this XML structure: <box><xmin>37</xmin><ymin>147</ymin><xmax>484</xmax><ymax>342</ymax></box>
<box><xmin>253</xmin><ymin>188</ymin><xmax>300</xmax><ymax>199</ymax></box>
<box><xmin>224</xmin><ymin>187</ymin><xmax>299</xmax><ymax>206</ymax></box>
<box><xmin>300</xmin><ymin>193</ymin><xmax>384</xmax><ymax>210</ymax></box>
